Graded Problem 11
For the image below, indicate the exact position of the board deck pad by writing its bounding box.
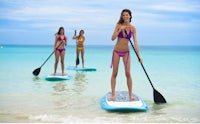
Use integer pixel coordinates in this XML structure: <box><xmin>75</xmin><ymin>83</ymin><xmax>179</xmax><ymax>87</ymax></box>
<box><xmin>101</xmin><ymin>91</ymin><xmax>148</xmax><ymax>111</ymax></box>
<box><xmin>45</xmin><ymin>73</ymin><xmax>71</xmax><ymax>81</ymax></box>
<box><xmin>67</xmin><ymin>66</ymin><xmax>96</xmax><ymax>71</ymax></box>
<box><xmin>107</xmin><ymin>91</ymin><xmax>139</xmax><ymax>102</ymax></box>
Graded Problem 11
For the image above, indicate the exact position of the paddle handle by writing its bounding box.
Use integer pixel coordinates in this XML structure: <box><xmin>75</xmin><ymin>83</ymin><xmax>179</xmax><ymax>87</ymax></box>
<box><xmin>128</xmin><ymin>39</ymin><xmax>155</xmax><ymax>90</ymax></box>
<box><xmin>40</xmin><ymin>41</ymin><xmax>63</xmax><ymax>68</ymax></box>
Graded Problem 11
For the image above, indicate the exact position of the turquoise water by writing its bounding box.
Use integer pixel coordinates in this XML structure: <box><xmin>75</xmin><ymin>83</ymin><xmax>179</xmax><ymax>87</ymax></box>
<box><xmin>0</xmin><ymin>45</ymin><xmax>199</xmax><ymax>123</ymax></box>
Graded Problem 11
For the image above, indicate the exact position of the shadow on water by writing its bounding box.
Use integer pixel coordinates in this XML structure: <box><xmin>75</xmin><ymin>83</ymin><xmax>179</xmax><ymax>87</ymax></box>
<box><xmin>53</xmin><ymin>82</ymin><xmax>67</xmax><ymax>92</ymax></box>
<box><xmin>49</xmin><ymin>72</ymin><xmax>91</xmax><ymax>110</ymax></box>
<box><xmin>74</xmin><ymin>71</ymin><xmax>87</xmax><ymax>82</ymax></box>
<box><xmin>72</xmin><ymin>71</ymin><xmax>88</xmax><ymax>94</ymax></box>
<box><xmin>32</xmin><ymin>75</ymin><xmax>69</xmax><ymax>92</ymax></box>
<box><xmin>106</xmin><ymin>110</ymin><xmax>148</xmax><ymax>114</ymax></box>
<box><xmin>32</xmin><ymin>76</ymin><xmax>41</xmax><ymax>81</ymax></box>
<box><xmin>32</xmin><ymin>76</ymin><xmax>45</xmax><ymax>89</ymax></box>
<box><xmin>149</xmin><ymin>102</ymin><xmax>169</xmax><ymax>115</ymax></box>
<box><xmin>48</xmin><ymin>71</ymin><xmax>89</xmax><ymax>104</ymax></box>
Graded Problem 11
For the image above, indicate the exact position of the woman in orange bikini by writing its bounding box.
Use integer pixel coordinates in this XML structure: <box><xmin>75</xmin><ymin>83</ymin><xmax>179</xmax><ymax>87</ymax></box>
<box><xmin>73</xmin><ymin>30</ymin><xmax>85</xmax><ymax>68</ymax></box>
<box><xmin>110</xmin><ymin>9</ymin><xmax>142</xmax><ymax>101</ymax></box>
<box><xmin>53</xmin><ymin>27</ymin><xmax>67</xmax><ymax>76</ymax></box>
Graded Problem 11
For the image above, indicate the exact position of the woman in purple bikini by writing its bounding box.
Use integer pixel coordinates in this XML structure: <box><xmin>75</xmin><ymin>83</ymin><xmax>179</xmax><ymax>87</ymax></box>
<box><xmin>53</xmin><ymin>27</ymin><xmax>67</xmax><ymax>76</ymax></box>
<box><xmin>110</xmin><ymin>9</ymin><xmax>142</xmax><ymax>101</ymax></box>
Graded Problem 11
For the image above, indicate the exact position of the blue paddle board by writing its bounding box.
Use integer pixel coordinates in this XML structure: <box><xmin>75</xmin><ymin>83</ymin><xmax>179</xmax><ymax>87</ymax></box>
<box><xmin>45</xmin><ymin>73</ymin><xmax>71</xmax><ymax>81</ymax></box>
<box><xmin>101</xmin><ymin>91</ymin><xmax>148</xmax><ymax>111</ymax></box>
<box><xmin>67</xmin><ymin>66</ymin><xmax>96</xmax><ymax>71</ymax></box>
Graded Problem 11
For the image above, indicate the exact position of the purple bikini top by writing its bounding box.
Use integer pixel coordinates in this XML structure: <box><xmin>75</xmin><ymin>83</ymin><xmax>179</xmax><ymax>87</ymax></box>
<box><xmin>57</xmin><ymin>36</ymin><xmax>66</xmax><ymax>41</ymax></box>
<box><xmin>118</xmin><ymin>30</ymin><xmax>132</xmax><ymax>39</ymax></box>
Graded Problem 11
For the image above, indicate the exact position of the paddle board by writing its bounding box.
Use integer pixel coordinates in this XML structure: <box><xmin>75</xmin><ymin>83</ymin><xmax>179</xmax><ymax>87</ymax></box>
<box><xmin>45</xmin><ymin>73</ymin><xmax>71</xmax><ymax>81</ymax></box>
<box><xmin>67</xmin><ymin>66</ymin><xmax>96</xmax><ymax>71</ymax></box>
<box><xmin>101</xmin><ymin>91</ymin><xmax>148</xmax><ymax>111</ymax></box>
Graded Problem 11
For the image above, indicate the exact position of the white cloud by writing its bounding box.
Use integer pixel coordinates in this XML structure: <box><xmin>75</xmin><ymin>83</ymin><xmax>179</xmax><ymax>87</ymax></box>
<box><xmin>0</xmin><ymin>28</ymin><xmax>25</xmax><ymax>32</ymax></box>
<box><xmin>149</xmin><ymin>1</ymin><xmax>200</xmax><ymax>12</ymax></box>
<box><xmin>0</xmin><ymin>1</ymin><xmax>117</xmax><ymax>29</ymax></box>
<box><xmin>134</xmin><ymin>11</ymin><xmax>195</xmax><ymax>29</ymax></box>
<box><xmin>0</xmin><ymin>0</ymin><xmax>199</xmax><ymax>45</ymax></box>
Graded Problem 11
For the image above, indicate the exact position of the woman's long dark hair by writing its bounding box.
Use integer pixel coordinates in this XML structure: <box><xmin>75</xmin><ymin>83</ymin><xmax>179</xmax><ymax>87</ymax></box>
<box><xmin>118</xmin><ymin>9</ymin><xmax>132</xmax><ymax>24</ymax></box>
<box><xmin>56</xmin><ymin>27</ymin><xmax>65</xmax><ymax>35</ymax></box>
<box><xmin>78</xmin><ymin>30</ymin><xmax>84</xmax><ymax>39</ymax></box>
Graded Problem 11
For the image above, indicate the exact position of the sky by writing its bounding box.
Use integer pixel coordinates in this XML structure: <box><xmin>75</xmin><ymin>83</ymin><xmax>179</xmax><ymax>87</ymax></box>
<box><xmin>0</xmin><ymin>0</ymin><xmax>200</xmax><ymax>46</ymax></box>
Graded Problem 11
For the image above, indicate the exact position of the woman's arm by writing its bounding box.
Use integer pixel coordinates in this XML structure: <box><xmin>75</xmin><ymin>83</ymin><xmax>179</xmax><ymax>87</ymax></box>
<box><xmin>83</xmin><ymin>36</ymin><xmax>85</xmax><ymax>43</ymax></box>
<box><xmin>54</xmin><ymin>35</ymin><xmax>58</xmax><ymax>51</ymax></box>
<box><xmin>132</xmin><ymin>26</ymin><xmax>142</xmax><ymax>63</ymax></box>
<box><xmin>111</xmin><ymin>24</ymin><xmax>120</xmax><ymax>41</ymax></box>
<box><xmin>64</xmin><ymin>36</ymin><xmax>67</xmax><ymax>46</ymax></box>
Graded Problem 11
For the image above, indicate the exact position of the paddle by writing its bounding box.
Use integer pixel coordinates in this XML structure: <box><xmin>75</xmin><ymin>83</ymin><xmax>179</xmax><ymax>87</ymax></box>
<box><xmin>125</xmin><ymin>31</ymin><xmax>167</xmax><ymax>104</ymax></box>
<box><xmin>74</xmin><ymin>30</ymin><xmax>80</xmax><ymax>66</ymax></box>
<box><xmin>32</xmin><ymin>42</ymin><xmax>63</xmax><ymax>76</ymax></box>
<box><xmin>76</xmin><ymin>56</ymin><xmax>80</xmax><ymax>65</ymax></box>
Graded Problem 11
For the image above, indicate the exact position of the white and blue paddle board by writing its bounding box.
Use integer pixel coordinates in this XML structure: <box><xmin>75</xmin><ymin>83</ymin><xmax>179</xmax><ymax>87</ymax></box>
<box><xmin>67</xmin><ymin>66</ymin><xmax>96</xmax><ymax>71</ymax></box>
<box><xmin>101</xmin><ymin>91</ymin><xmax>148</xmax><ymax>111</ymax></box>
<box><xmin>45</xmin><ymin>73</ymin><xmax>71</xmax><ymax>81</ymax></box>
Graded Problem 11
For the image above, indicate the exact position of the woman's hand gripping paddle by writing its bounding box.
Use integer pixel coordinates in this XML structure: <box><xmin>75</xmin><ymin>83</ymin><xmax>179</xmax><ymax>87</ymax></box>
<box><xmin>125</xmin><ymin>30</ymin><xmax>167</xmax><ymax>104</ymax></box>
<box><xmin>32</xmin><ymin>42</ymin><xmax>63</xmax><ymax>76</ymax></box>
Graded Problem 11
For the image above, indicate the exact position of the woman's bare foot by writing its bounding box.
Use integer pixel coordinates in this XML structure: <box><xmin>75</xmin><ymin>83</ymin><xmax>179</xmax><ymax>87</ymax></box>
<box><xmin>52</xmin><ymin>73</ymin><xmax>56</xmax><ymax>76</ymax></box>
<box><xmin>130</xmin><ymin>95</ymin><xmax>134</xmax><ymax>101</ymax></box>
<box><xmin>62</xmin><ymin>73</ymin><xmax>66</xmax><ymax>76</ymax></box>
<box><xmin>110</xmin><ymin>96</ymin><xmax>115</xmax><ymax>101</ymax></box>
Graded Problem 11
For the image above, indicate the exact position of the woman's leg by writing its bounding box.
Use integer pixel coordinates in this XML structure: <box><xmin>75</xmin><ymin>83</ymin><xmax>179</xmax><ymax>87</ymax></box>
<box><xmin>61</xmin><ymin>50</ymin><xmax>66</xmax><ymax>76</ymax></box>
<box><xmin>81</xmin><ymin>49</ymin><xmax>84</xmax><ymax>68</ymax></box>
<box><xmin>53</xmin><ymin>51</ymin><xmax>59</xmax><ymax>75</ymax></box>
<box><xmin>110</xmin><ymin>52</ymin><xmax>120</xmax><ymax>101</ymax></box>
<box><xmin>123</xmin><ymin>52</ymin><xmax>134</xmax><ymax>100</ymax></box>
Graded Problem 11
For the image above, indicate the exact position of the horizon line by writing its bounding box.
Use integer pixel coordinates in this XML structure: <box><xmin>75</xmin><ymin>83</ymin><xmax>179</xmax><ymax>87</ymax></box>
<box><xmin>1</xmin><ymin>44</ymin><xmax>200</xmax><ymax>47</ymax></box>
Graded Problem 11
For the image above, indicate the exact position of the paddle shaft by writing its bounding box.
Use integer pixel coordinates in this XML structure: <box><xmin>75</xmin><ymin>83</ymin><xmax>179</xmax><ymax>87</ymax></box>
<box><xmin>129</xmin><ymin>40</ymin><xmax>155</xmax><ymax>90</ymax></box>
<box><xmin>40</xmin><ymin>51</ymin><xmax>54</xmax><ymax>68</ymax></box>
<box><xmin>124</xmin><ymin>30</ymin><xmax>166</xmax><ymax>103</ymax></box>
<box><xmin>74</xmin><ymin>30</ymin><xmax>80</xmax><ymax>66</ymax></box>
<box><xmin>40</xmin><ymin>41</ymin><xmax>63</xmax><ymax>68</ymax></box>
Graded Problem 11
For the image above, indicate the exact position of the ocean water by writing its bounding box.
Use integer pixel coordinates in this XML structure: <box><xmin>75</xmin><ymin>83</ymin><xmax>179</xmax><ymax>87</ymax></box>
<box><xmin>0</xmin><ymin>45</ymin><xmax>199</xmax><ymax>123</ymax></box>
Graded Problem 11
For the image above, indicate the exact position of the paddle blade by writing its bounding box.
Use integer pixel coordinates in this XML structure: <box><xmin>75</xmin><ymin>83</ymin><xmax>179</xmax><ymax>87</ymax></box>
<box><xmin>76</xmin><ymin>57</ymin><xmax>79</xmax><ymax>65</ymax></box>
<box><xmin>153</xmin><ymin>89</ymin><xmax>167</xmax><ymax>104</ymax></box>
<box><xmin>32</xmin><ymin>67</ymin><xmax>41</xmax><ymax>76</ymax></box>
